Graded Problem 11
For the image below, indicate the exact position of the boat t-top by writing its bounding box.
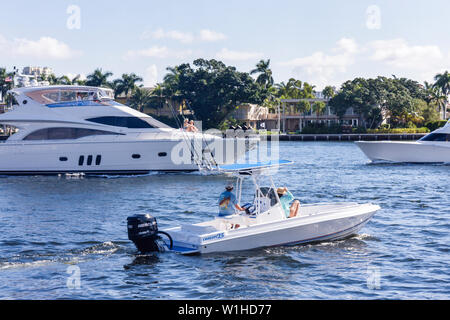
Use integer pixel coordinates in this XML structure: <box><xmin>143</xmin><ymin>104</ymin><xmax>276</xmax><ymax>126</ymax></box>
<box><xmin>355</xmin><ymin>120</ymin><xmax>450</xmax><ymax>163</ymax></box>
<box><xmin>0</xmin><ymin>85</ymin><xmax>256</xmax><ymax>175</ymax></box>
<box><xmin>127</xmin><ymin>160</ymin><xmax>380</xmax><ymax>255</ymax></box>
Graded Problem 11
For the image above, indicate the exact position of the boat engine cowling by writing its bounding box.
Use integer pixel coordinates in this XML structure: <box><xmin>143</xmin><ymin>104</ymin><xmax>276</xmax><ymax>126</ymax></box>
<box><xmin>127</xmin><ymin>214</ymin><xmax>172</xmax><ymax>253</ymax></box>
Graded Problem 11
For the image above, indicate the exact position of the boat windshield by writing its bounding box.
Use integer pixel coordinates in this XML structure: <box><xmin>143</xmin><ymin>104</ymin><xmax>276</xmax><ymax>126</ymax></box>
<box><xmin>25</xmin><ymin>88</ymin><xmax>123</xmax><ymax>107</ymax></box>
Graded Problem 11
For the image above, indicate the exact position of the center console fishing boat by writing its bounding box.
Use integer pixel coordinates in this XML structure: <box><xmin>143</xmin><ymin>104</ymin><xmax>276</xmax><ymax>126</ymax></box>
<box><xmin>127</xmin><ymin>160</ymin><xmax>380</xmax><ymax>255</ymax></box>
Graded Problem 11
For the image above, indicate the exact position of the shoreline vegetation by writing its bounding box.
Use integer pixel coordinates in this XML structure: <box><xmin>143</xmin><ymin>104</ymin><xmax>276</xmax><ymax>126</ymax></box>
<box><xmin>1</xmin><ymin>60</ymin><xmax>449</xmax><ymax>134</ymax></box>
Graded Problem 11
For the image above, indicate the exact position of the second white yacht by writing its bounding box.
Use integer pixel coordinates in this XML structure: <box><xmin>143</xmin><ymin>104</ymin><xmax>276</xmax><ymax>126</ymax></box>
<box><xmin>355</xmin><ymin>121</ymin><xmax>450</xmax><ymax>163</ymax></box>
<box><xmin>0</xmin><ymin>85</ymin><xmax>257</xmax><ymax>175</ymax></box>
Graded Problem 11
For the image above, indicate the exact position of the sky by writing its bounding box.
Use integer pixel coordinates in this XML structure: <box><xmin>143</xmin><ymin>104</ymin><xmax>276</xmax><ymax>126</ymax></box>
<box><xmin>0</xmin><ymin>0</ymin><xmax>449</xmax><ymax>90</ymax></box>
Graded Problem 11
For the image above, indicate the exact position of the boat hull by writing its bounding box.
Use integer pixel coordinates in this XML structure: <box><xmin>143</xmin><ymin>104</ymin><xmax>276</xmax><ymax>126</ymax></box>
<box><xmin>167</xmin><ymin>203</ymin><xmax>379</xmax><ymax>254</ymax></box>
<box><xmin>355</xmin><ymin>141</ymin><xmax>450</xmax><ymax>163</ymax></box>
<box><xmin>0</xmin><ymin>137</ymin><xmax>256</xmax><ymax>175</ymax></box>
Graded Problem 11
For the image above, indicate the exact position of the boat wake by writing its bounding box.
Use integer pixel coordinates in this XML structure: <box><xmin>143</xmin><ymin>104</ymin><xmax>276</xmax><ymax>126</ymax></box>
<box><xmin>0</xmin><ymin>241</ymin><xmax>126</xmax><ymax>271</ymax></box>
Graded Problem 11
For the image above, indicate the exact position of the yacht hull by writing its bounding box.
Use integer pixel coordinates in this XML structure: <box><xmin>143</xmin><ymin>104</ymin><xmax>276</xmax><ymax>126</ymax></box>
<box><xmin>355</xmin><ymin>141</ymin><xmax>450</xmax><ymax>163</ymax></box>
<box><xmin>0</xmin><ymin>139</ymin><xmax>248</xmax><ymax>175</ymax></box>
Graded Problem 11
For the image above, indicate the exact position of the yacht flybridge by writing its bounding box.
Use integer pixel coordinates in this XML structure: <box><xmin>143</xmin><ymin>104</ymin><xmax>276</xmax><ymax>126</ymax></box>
<box><xmin>0</xmin><ymin>85</ymin><xmax>255</xmax><ymax>175</ymax></box>
<box><xmin>355</xmin><ymin>120</ymin><xmax>450</xmax><ymax>163</ymax></box>
<box><xmin>127</xmin><ymin>160</ymin><xmax>380</xmax><ymax>255</ymax></box>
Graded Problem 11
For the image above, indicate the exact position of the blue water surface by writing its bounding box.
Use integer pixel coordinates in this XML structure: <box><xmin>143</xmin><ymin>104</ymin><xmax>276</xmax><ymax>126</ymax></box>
<box><xmin>0</xmin><ymin>141</ymin><xmax>448</xmax><ymax>299</ymax></box>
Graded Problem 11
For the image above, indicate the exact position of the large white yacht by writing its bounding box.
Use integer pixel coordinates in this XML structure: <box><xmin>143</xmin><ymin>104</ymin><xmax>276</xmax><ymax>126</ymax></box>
<box><xmin>355</xmin><ymin>121</ymin><xmax>450</xmax><ymax>163</ymax></box>
<box><xmin>0</xmin><ymin>86</ymin><xmax>255</xmax><ymax>175</ymax></box>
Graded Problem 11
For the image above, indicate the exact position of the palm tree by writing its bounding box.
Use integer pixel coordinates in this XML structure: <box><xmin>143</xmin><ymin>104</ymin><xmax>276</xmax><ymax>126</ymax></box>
<box><xmin>128</xmin><ymin>87</ymin><xmax>152</xmax><ymax>113</ymax></box>
<box><xmin>312</xmin><ymin>101</ymin><xmax>326</xmax><ymax>116</ymax></box>
<box><xmin>433</xmin><ymin>71</ymin><xmax>450</xmax><ymax>119</ymax></box>
<box><xmin>250</xmin><ymin>59</ymin><xmax>274</xmax><ymax>89</ymax></box>
<box><xmin>85</xmin><ymin>68</ymin><xmax>113</xmax><ymax>87</ymax></box>
<box><xmin>428</xmin><ymin>87</ymin><xmax>447</xmax><ymax>118</ymax></box>
<box><xmin>57</xmin><ymin>75</ymin><xmax>72</xmax><ymax>85</ymax></box>
<box><xmin>71</xmin><ymin>74</ymin><xmax>86</xmax><ymax>86</ymax></box>
<box><xmin>113</xmin><ymin>73</ymin><xmax>143</xmax><ymax>98</ymax></box>
<box><xmin>322</xmin><ymin>86</ymin><xmax>335</xmax><ymax>100</ymax></box>
<box><xmin>47</xmin><ymin>74</ymin><xmax>59</xmax><ymax>85</ymax></box>
<box><xmin>149</xmin><ymin>84</ymin><xmax>167</xmax><ymax>117</ymax></box>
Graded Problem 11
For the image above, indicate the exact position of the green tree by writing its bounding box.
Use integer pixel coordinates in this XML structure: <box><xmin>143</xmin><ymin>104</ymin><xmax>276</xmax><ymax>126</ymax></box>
<box><xmin>113</xmin><ymin>73</ymin><xmax>143</xmax><ymax>98</ymax></box>
<box><xmin>250</xmin><ymin>59</ymin><xmax>274</xmax><ymax>89</ymax></box>
<box><xmin>297</xmin><ymin>100</ymin><xmax>311</xmax><ymax>114</ymax></box>
<box><xmin>128</xmin><ymin>87</ymin><xmax>152</xmax><ymax>113</ymax></box>
<box><xmin>322</xmin><ymin>86</ymin><xmax>335</xmax><ymax>100</ymax></box>
<box><xmin>85</xmin><ymin>68</ymin><xmax>113</xmax><ymax>87</ymax></box>
<box><xmin>329</xmin><ymin>76</ymin><xmax>422</xmax><ymax>128</ymax></box>
<box><xmin>57</xmin><ymin>75</ymin><xmax>72</xmax><ymax>85</ymax></box>
<box><xmin>71</xmin><ymin>74</ymin><xmax>86</xmax><ymax>85</ymax></box>
<box><xmin>275</xmin><ymin>78</ymin><xmax>315</xmax><ymax>99</ymax></box>
<box><xmin>312</xmin><ymin>101</ymin><xmax>326</xmax><ymax>116</ymax></box>
<box><xmin>414</xmin><ymin>98</ymin><xmax>440</xmax><ymax>124</ymax></box>
<box><xmin>160</xmin><ymin>59</ymin><xmax>264</xmax><ymax>129</ymax></box>
<box><xmin>47</xmin><ymin>74</ymin><xmax>59</xmax><ymax>85</ymax></box>
<box><xmin>433</xmin><ymin>71</ymin><xmax>449</xmax><ymax>119</ymax></box>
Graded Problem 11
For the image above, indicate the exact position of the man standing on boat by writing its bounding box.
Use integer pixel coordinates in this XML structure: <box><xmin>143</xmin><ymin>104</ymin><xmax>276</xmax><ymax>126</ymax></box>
<box><xmin>218</xmin><ymin>184</ymin><xmax>245</xmax><ymax>217</ymax></box>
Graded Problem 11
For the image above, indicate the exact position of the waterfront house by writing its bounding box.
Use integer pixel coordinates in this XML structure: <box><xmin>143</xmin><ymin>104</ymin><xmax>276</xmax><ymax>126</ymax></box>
<box><xmin>232</xmin><ymin>95</ymin><xmax>362</xmax><ymax>133</ymax></box>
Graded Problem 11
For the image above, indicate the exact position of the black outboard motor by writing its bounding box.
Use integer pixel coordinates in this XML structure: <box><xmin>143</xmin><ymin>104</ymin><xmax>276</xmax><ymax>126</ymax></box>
<box><xmin>127</xmin><ymin>214</ymin><xmax>173</xmax><ymax>253</ymax></box>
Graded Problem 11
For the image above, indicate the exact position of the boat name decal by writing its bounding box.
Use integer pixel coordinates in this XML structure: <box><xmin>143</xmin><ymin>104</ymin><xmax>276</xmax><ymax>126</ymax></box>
<box><xmin>202</xmin><ymin>232</ymin><xmax>225</xmax><ymax>242</ymax></box>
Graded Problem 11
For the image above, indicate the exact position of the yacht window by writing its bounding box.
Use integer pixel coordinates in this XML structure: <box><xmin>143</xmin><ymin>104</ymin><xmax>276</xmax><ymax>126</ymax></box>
<box><xmin>60</xmin><ymin>91</ymin><xmax>77</xmax><ymax>102</ymax></box>
<box><xmin>42</xmin><ymin>91</ymin><xmax>59</xmax><ymax>103</ymax></box>
<box><xmin>23</xmin><ymin>128</ymin><xmax>122</xmax><ymax>140</ymax></box>
<box><xmin>420</xmin><ymin>133</ymin><xmax>449</xmax><ymax>142</ymax></box>
<box><xmin>26</xmin><ymin>88</ymin><xmax>119</xmax><ymax>106</ymax></box>
<box><xmin>86</xmin><ymin>116</ymin><xmax>156</xmax><ymax>129</ymax></box>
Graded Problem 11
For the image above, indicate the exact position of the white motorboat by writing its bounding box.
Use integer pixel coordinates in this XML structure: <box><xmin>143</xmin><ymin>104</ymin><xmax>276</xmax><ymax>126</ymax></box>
<box><xmin>355</xmin><ymin>121</ymin><xmax>450</xmax><ymax>163</ymax></box>
<box><xmin>127</xmin><ymin>160</ymin><xmax>380</xmax><ymax>255</ymax></box>
<box><xmin>0</xmin><ymin>85</ymin><xmax>257</xmax><ymax>175</ymax></box>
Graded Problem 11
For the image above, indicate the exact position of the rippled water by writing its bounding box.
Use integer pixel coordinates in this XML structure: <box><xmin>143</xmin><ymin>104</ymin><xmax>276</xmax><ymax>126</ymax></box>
<box><xmin>0</xmin><ymin>141</ymin><xmax>448</xmax><ymax>299</ymax></box>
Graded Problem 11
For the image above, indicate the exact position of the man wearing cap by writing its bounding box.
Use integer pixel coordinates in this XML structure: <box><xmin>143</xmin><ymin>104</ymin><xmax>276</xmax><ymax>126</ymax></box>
<box><xmin>218</xmin><ymin>184</ymin><xmax>245</xmax><ymax>217</ymax></box>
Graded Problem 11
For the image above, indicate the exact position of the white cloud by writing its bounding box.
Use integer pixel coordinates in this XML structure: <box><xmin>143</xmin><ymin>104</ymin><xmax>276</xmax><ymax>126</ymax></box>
<box><xmin>140</xmin><ymin>28</ymin><xmax>226</xmax><ymax>43</ymax></box>
<box><xmin>279</xmin><ymin>37</ymin><xmax>450</xmax><ymax>89</ymax></box>
<box><xmin>144</xmin><ymin>28</ymin><xmax>195</xmax><ymax>44</ymax></box>
<box><xmin>0</xmin><ymin>34</ymin><xmax>81</xmax><ymax>59</ymax></box>
<box><xmin>199</xmin><ymin>29</ymin><xmax>227</xmax><ymax>42</ymax></box>
<box><xmin>280</xmin><ymin>38</ymin><xmax>358</xmax><ymax>88</ymax></box>
<box><xmin>368</xmin><ymin>39</ymin><xmax>450</xmax><ymax>83</ymax></box>
<box><xmin>215</xmin><ymin>48</ymin><xmax>264</xmax><ymax>61</ymax></box>
<box><xmin>368</xmin><ymin>38</ymin><xmax>444</xmax><ymax>70</ymax></box>
<box><xmin>334</xmin><ymin>38</ymin><xmax>359</xmax><ymax>54</ymax></box>
<box><xmin>144</xmin><ymin>65</ymin><xmax>158</xmax><ymax>87</ymax></box>
<box><xmin>124</xmin><ymin>46</ymin><xmax>193</xmax><ymax>60</ymax></box>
